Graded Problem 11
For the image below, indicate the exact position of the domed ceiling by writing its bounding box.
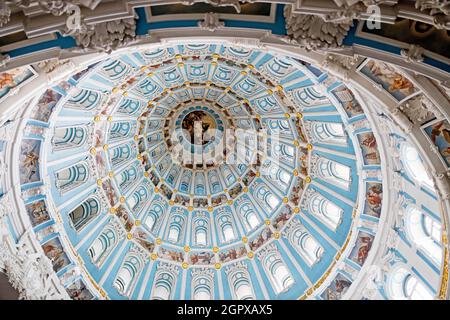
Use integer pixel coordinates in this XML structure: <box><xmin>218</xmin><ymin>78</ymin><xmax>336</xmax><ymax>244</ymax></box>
<box><xmin>9</xmin><ymin>42</ymin><xmax>384</xmax><ymax>300</ymax></box>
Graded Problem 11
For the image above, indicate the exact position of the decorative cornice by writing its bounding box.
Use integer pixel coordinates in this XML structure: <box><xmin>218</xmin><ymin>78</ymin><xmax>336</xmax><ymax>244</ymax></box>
<box><xmin>67</xmin><ymin>14</ymin><xmax>137</xmax><ymax>53</ymax></box>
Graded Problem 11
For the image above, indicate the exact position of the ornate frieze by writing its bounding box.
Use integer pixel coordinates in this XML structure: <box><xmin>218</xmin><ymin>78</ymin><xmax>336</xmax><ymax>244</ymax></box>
<box><xmin>321</xmin><ymin>53</ymin><xmax>359</xmax><ymax>80</ymax></box>
<box><xmin>0</xmin><ymin>228</ymin><xmax>69</xmax><ymax>300</ymax></box>
<box><xmin>283</xmin><ymin>4</ymin><xmax>353</xmax><ymax>51</ymax></box>
<box><xmin>68</xmin><ymin>15</ymin><xmax>137</xmax><ymax>53</ymax></box>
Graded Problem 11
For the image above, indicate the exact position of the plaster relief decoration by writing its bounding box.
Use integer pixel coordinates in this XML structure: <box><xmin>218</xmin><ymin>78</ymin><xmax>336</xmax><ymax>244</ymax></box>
<box><xmin>423</xmin><ymin>119</ymin><xmax>450</xmax><ymax>167</ymax></box>
<box><xmin>358</xmin><ymin>59</ymin><xmax>419</xmax><ymax>102</ymax></box>
<box><xmin>399</xmin><ymin>94</ymin><xmax>436</xmax><ymax>125</ymax></box>
<box><xmin>283</xmin><ymin>4</ymin><xmax>353</xmax><ymax>51</ymax></box>
<box><xmin>71</xmin><ymin>15</ymin><xmax>138</xmax><ymax>53</ymax></box>
<box><xmin>0</xmin><ymin>66</ymin><xmax>37</xmax><ymax>102</ymax></box>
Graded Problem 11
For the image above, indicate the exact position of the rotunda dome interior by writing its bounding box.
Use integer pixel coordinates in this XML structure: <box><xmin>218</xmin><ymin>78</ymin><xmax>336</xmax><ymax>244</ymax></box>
<box><xmin>0</xmin><ymin>0</ymin><xmax>449</xmax><ymax>301</ymax></box>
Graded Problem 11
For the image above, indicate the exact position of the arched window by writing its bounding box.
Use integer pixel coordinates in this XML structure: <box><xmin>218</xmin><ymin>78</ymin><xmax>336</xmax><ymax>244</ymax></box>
<box><xmin>207</xmin><ymin>170</ymin><xmax>222</xmax><ymax>194</ymax></box>
<box><xmin>261</xmin><ymin>160</ymin><xmax>291</xmax><ymax>192</ymax></box>
<box><xmin>287</xmin><ymin>221</ymin><xmax>323</xmax><ymax>266</ymax></box>
<box><xmin>179</xmin><ymin>170</ymin><xmax>192</xmax><ymax>193</ymax></box>
<box><xmin>113</xmin><ymin>253</ymin><xmax>143</xmax><ymax>297</ymax></box>
<box><xmin>128</xmin><ymin>186</ymin><xmax>149</xmax><ymax>213</ymax></box>
<box><xmin>316</xmin><ymin>158</ymin><xmax>351</xmax><ymax>190</ymax></box>
<box><xmin>117</xmin><ymin>165</ymin><xmax>139</xmax><ymax>192</ymax></box>
<box><xmin>144</xmin><ymin>199</ymin><xmax>167</xmax><ymax>233</ymax></box>
<box><xmin>101</xmin><ymin>59</ymin><xmax>131</xmax><ymax>82</ymax></box>
<box><xmin>69</xmin><ymin>196</ymin><xmax>100</xmax><ymax>232</ymax></box>
<box><xmin>194</xmin><ymin>172</ymin><xmax>206</xmax><ymax>196</ymax></box>
<box><xmin>270</xmin><ymin>141</ymin><xmax>295</xmax><ymax>166</ymax></box>
<box><xmin>309</xmin><ymin>194</ymin><xmax>343</xmax><ymax>230</ymax></box>
<box><xmin>220</xmin><ymin>166</ymin><xmax>236</xmax><ymax>187</ymax></box>
<box><xmin>88</xmin><ymin>225</ymin><xmax>118</xmax><ymax>267</ymax></box>
<box><xmin>55</xmin><ymin>162</ymin><xmax>89</xmax><ymax>194</ymax></box>
<box><xmin>311</xmin><ymin>122</ymin><xmax>347</xmax><ymax>145</ymax></box>
<box><xmin>52</xmin><ymin>126</ymin><xmax>88</xmax><ymax>150</ymax></box>
<box><xmin>109</xmin><ymin>143</ymin><xmax>134</xmax><ymax>167</ymax></box>
<box><xmin>225</xmin><ymin>263</ymin><xmax>255</xmax><ymax>300</ymax></box>
<box><xmin>254</xmin><ymin>184</ymin><xmax>280</xmax><ymax>213</ymax></box>
<box><xmin>151</xmin><ymin>264</ymin><xmax>178</xmax><ymax>300</ymax></box>
<box><xmin>236</xmin><ymin>199</ymin><xmax>260</xmax><ymax>232</ymax></box>
<box><xmin>192</xmin><ymin>269</ymin><xmax>214</xmax><ymax>300</ymax></box>
<box><xmin>387</xmin><ymin>265</ymin><xmax>434</xmax><ymax>300</ymax></box>
<box><xmin>404</xmin><ymin>206</ymin><xmax>443</xmax><ymax>265</ymax></box>
<box><xmin>400</xmin><ymin>144</ymin><xmax>434</xmax><ymax>190</ymax></box>
<box><xmin>216</xmin><ymin>211</ymin><xmax>236</xmax><ymax>243</ymax></box>
<box><xmin>65</xmin><ymin>88</ymin><xmax>101</xmax><ymax>111</ymax></box>
<box><xmin>167</xmin><ymin>214</ymin><xmax>185</xmax><ymax>244</ymax></box>
<box><xmin>109</xmin><ymin>122</ymin><xmax>134</xmax><ymax>141</ymax></box>
<box><xmin>192</xmin><ymin>215</ymin><xmax>209</xmax><ymax>247</ymax></box>
<box><xmin>258</xmin><ymin>246</ymin><xmax>294</xmax><ymax>295</ymax></box>
<box><xmin>116</xmin><ymin>98</ymin><xmax>142</xmax><ymax>115</ymax></box>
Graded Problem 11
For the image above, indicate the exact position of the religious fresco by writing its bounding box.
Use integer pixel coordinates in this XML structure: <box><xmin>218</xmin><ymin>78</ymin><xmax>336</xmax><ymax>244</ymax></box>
<box><xmin>290</xmin><ymin>177</ymin><xmax>305</xmax><ymax>206</ymax></box>
<box><xmin>348</xmin><ymin>231</ymin><xmax>375</xmax><ymax>267</ymax></box>
<box><xmin>330</xmin><ymin>84</ymin><xmax>364</xmax><ymax>118</ymax></box>
<box><xmin>189</xmin><ymin>251</ymin><xmax>214</xmax><ymax>265</ymax></box>
<box><xmin>19</xmin><ymin>139</ymin><xmax>41</xmax><ymax>185</ymax></box>
<box><xmin>42</xmin><ymin>237</ymin><xmax>71</xmax><ymax>273</ymax></box>
<box><xmin>249</xmin><ymin>227</ymin><xmax>273</xmax><ymax>252</ymax></box>
<box><xmin>357</xmin><ymin>132</ymin><xmax>381</xmax><ymax>166</ymax></box>
<box><xmin>158</xmin><ymin>246</ymin><xmax>184</xmax><ymax>263</ymax></box>
<box><xmin>363</xmin><ymin>183</ymin><xmax>383</xmax><ymax>219</ymax></box>
<box><xmin>95</xmin><ymin>151</ymin><xmax>108</xmax><ymax>178</ymax></box>
<box><xmin>0</xmin><ymin>66</ymin><xmax>36</xmax><ymax>102</ymax></box>
<box><xmin>320</xmin><ymin>273</ymin><xmax>353</xmax><ymax>300</ymax></box>
<box><xmin>93</xmin><ymin>121</ymin><xmax>107</xmax><ymax>148</ymax></box>
<box><xmin>66</xmin><ymin>279</ymin><xmax>94</xmax><ymax>300</ymax></box>
<box><xmin>133</xmin><ymin>228</ymin><xmax>155</xmax><ymax>254</ymax></box>
<box><xmin>359</xmin><ymin>19</ymin><xmax>450</xmax><ymax>60</ymax></box>
<box><xmin>115</xmin><ymin>206</ymin><xmax>134</xmax><ymax>232</ymax></box>
<box><xmin>25</xmin><ymin>199</ymin><xmax>51</xmax><ymax>227</ymax></box>
<box><xmin>423</xmin><ymin>119</ymin><xmax>450</xmax><ymax>167</ymax></box>
<box><xmin>359</xmin><ymin>59</ymin><xmax>418</xmax><ymax>102</ymax></box>
<box><xmin>193</xmin><ymin>197</ymin><xmax>208</xmax><ymax>208</ymax></box>
<box><xmin>273</xmin><ymin>205</ymin><xmax>293</xmax><ymax>231</ymax></box>
<box><xmin>219</xmin><ymin>245</ymin><xmax>247</xmax><ymax>263</ymax></box>
<box><xmin>102</xmin><ymin>179</ymin><xmax>118</xmax><ymax>207</ymax></box>
<box><xmin>29</xmin><ymin>89</ymin><xmax>62</xmax><ymax>123</ymax></box>
<box><xmin>211</xmin><ymin>194</ymin><xmax>227</xmax><ymax>207</ymax></box>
